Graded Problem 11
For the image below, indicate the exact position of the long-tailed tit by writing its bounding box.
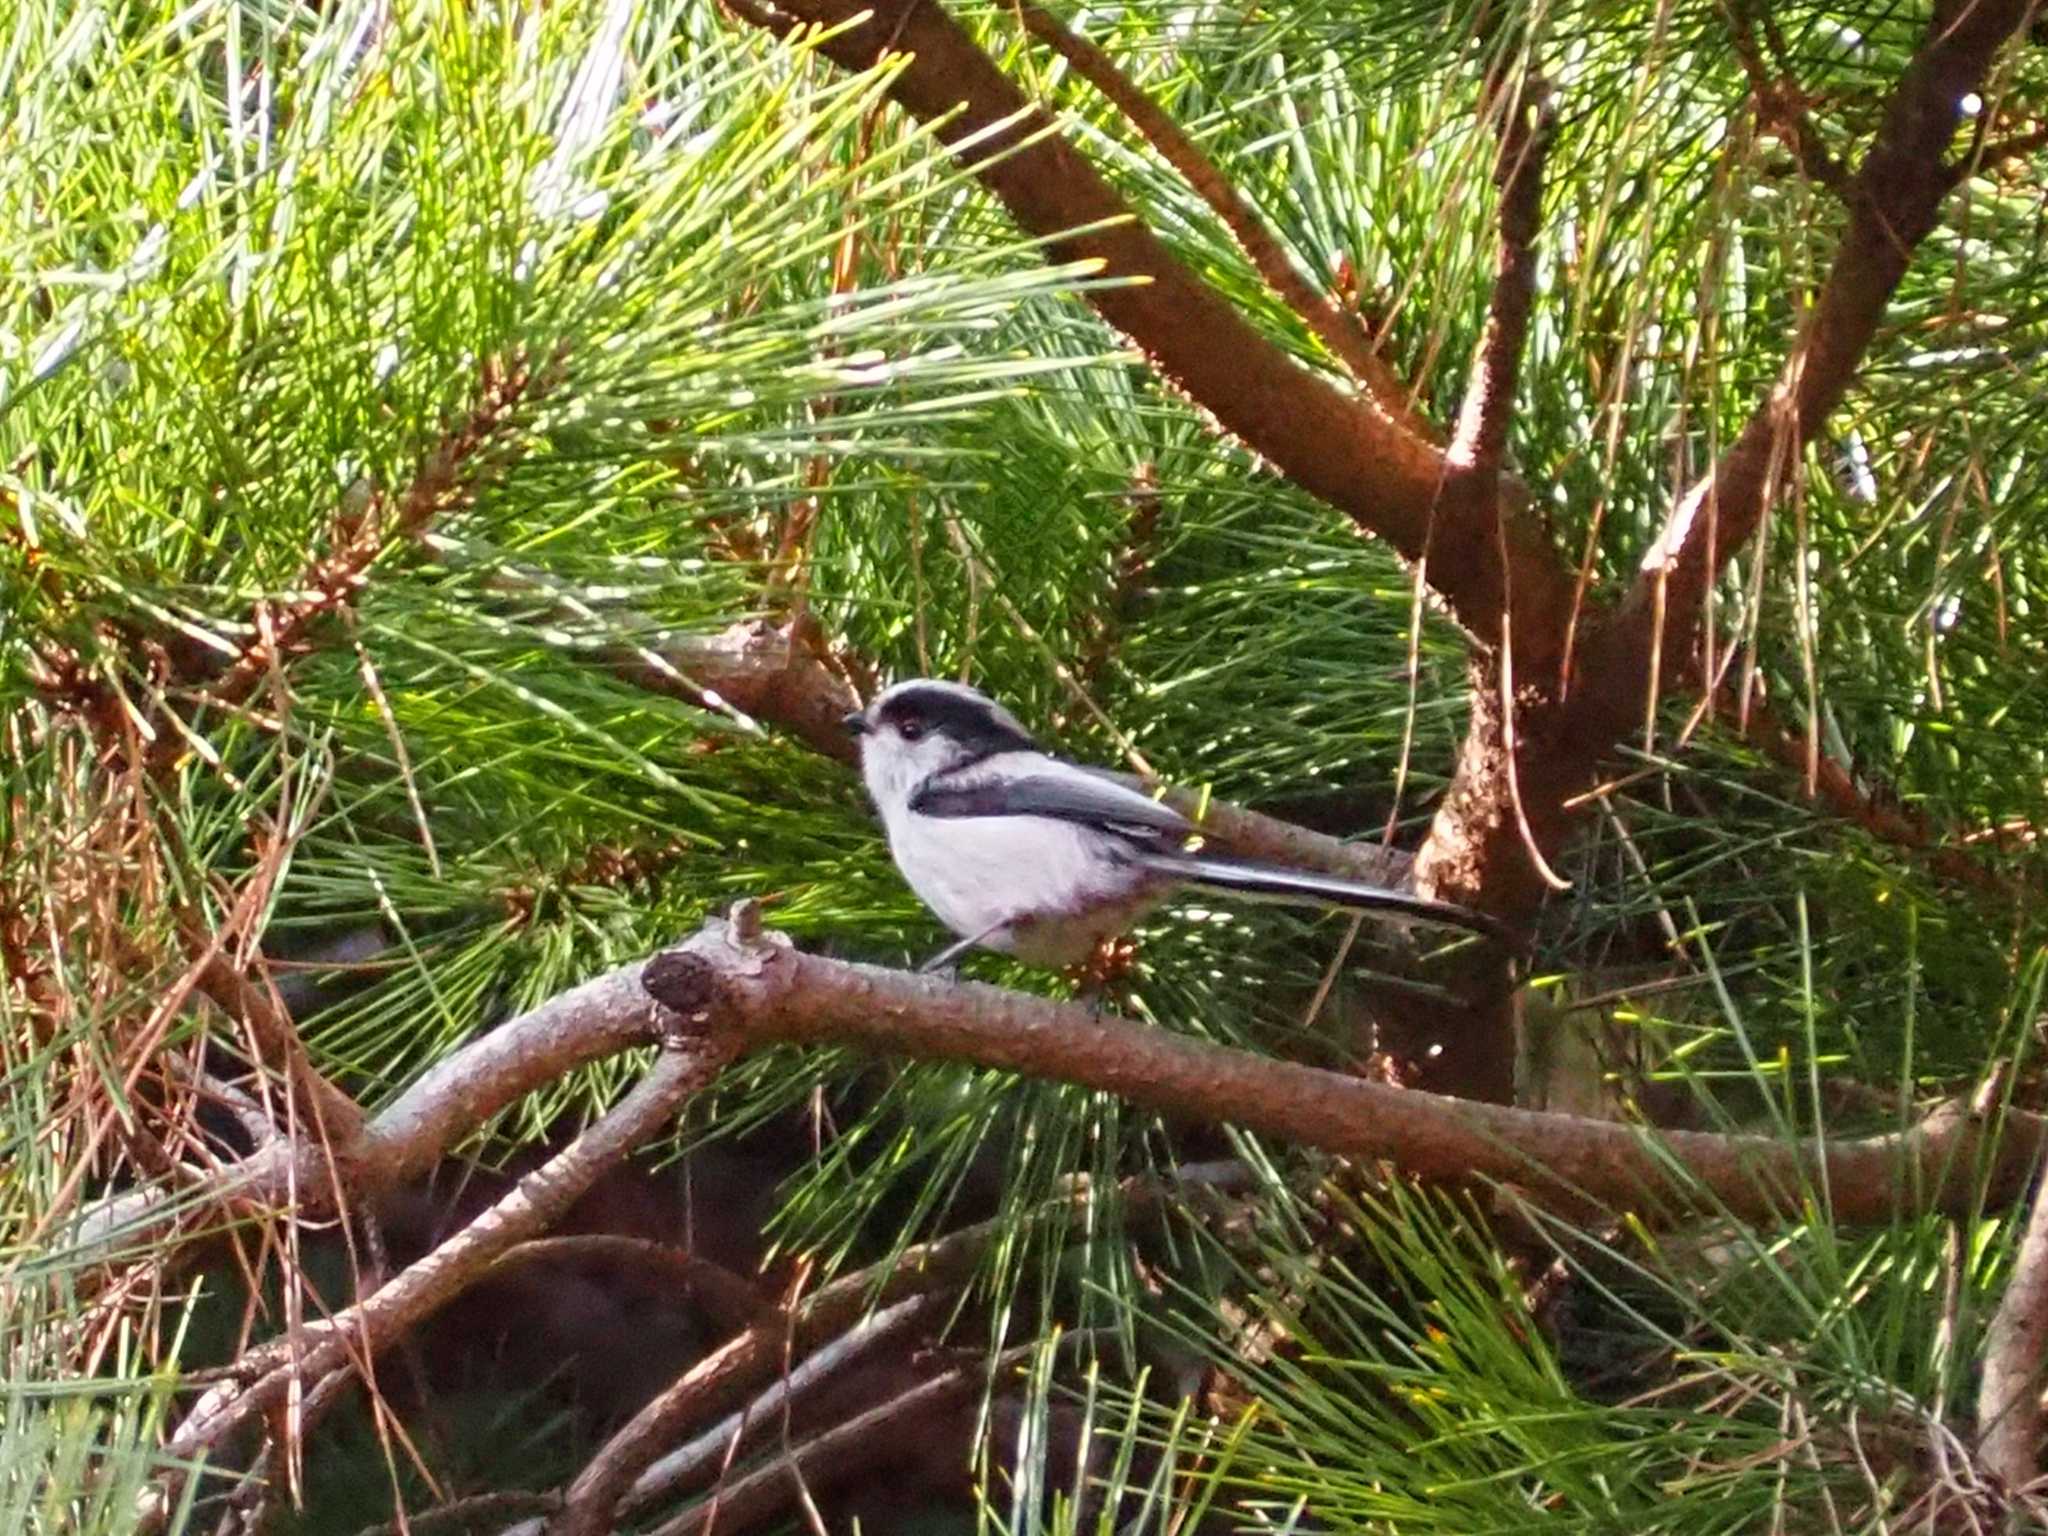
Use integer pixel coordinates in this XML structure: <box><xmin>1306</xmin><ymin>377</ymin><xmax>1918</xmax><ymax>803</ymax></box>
<box><xmin>844</xmin><ymin>679</ymin><xmax>1510</xmax><ymax>969</ymax></box>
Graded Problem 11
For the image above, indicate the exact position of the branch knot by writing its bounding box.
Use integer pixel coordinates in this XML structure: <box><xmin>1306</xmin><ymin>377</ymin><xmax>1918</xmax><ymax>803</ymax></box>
<box><xmin>641</xmin><ymin>944</ymin><xmax>759</xmax><ymax>1042</ymax></box>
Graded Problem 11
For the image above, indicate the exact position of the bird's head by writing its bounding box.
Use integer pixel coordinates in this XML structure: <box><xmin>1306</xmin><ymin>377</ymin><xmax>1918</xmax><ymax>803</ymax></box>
<box><xmin>843</xmin><ymin>679</ymin><xmax>1038</xmax><ymax>810</ymax></box>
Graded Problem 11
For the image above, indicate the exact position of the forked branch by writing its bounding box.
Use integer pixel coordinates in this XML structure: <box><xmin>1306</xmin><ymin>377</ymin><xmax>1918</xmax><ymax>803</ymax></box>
<box><xmin>142</xmin><ymin>1041</ymin><xmax>730</xmax><ymax>1530</ymax></box>
<box><xmin>128</xmin><ymin>912</ymin><xmax>2048</xmax><ymax>1529</ymax></box>
<box><xmin>1579</xmin><ymin>0</ymin><xmax>2036</xmax><ymax>750</ymax></box>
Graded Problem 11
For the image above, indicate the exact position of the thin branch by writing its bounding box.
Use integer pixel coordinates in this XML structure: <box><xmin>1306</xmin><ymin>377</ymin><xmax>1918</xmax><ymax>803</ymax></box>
<box><xmin>1718</xmin><ymin>0</ymin><xmax>1849</xmax><ymax>192</ymax></box>
<box><xmin>1009</xmin><ymin>0</ymin><xmax>1433</xmax><ymax>439</ymax></box>
<box><xmin>553</xmin><ymin>1206</ymin><xmax>1008</xmax><ymax>1536</ymax></box>
<box><xmin>635</xmin><ymin>1344</ymin><xmax>1046</xmax><ymax>1536</ymax></box>
<box><xmin>142</xmin><ymin>1041</ymin><xmax>731</xmax><ymax>1530</ymax></box>
<box><xmin>603</xmin><ymin>614</ymin><xmax>862</xmax><ymax>763</ymax></box>
<box><xmin>1963</xmin><ymin>119</ymin><xmax>2048</xmax><ymax>174</ymax></box>
<box><xmin>179</xmin><ymin>914</ymin><xmax>367</xmax><ymax>1146</ymax></box>
<box><xmin>641</xmin><ymin>915</ymin><xmax>2048</xmax><ymax>1228</ymax></box>
<box><xmin>487</xmin><ymin>1236</ymin><xmax>769</xmax><ymax>1334</ymax></box>
<box><xmin>1719</xmin><ymin>682</ymin><xmax>2035</xmax><ymax>902</ymax></box>
<box><xmin>1979</xmin><ymin>1157</ymin><xmax>2048</xmax><ymax>1492</ymax></box>
<box><xmin>732</xmin><ymin>0</ymin><xmax>1578</xmax><ymax>659</ymax></box>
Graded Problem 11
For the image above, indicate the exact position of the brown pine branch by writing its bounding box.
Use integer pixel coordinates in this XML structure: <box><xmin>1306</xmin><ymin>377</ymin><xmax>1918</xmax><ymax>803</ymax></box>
<box><xmin>727</xmin><ymin>0</ymin><xmax>1578</xmax><ymax>661</ymax></box>
<box><xmin>99</xmin><ymin>903</ymin><xmax>2048</xmax><ymax>1308</ymax></box>
<box><xmin>642</xmin><ymin>914</ymin><xmax>2045</xmax><ymax>1228</ymax></box>
<box><xmin>1448</xmin><ymin>64</ymin><xmax>1555</xmax><ymax>477</ymax></box>
<box><xmin>1415</xmin><ymin>0</ymin><xmax>2036</xmax><ymax>934</ymax></box>
<box><xmin>1008</xmin><ymin>0</ymin><xmax>1434</xmax><ymax>440</ymax></box>
<box><xmin>353</xmin><ymin>1492</ymin><xmax>561</xmax><ymax>1536</ymax></box>
<box><xmin>142</xmin><ymin>1040</ymin><xmax>730</xmax><ymax>1530</ymax></box>
<box><xmin>582</xmin><ymin>610</ymin><xmax>1420</xmax><ymax>888</ymax></box>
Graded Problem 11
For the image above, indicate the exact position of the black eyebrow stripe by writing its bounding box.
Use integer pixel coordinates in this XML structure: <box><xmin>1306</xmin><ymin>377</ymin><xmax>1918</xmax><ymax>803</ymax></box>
<box><xmin>876</xmin><ymin>688</ymin><xmax>1037</xmax><ymax>756</ymax></box>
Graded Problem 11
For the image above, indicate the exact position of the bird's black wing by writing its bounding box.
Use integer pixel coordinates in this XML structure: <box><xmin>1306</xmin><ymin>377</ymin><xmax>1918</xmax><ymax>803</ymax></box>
<box><xmin>910</xmin><ymin>763</ymin><xmax>1193</xmax><ymax>845</ymax></box>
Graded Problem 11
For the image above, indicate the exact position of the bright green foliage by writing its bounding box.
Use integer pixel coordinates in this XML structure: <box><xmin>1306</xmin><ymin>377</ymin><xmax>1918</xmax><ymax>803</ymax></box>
<box><xmin>3</xmin><ymin>0</ymin><xmax>2046</xmax><ymax>1532</ymax></box>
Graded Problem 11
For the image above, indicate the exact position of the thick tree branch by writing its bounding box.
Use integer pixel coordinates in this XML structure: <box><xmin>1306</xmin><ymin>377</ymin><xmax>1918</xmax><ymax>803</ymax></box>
<box><xmin>645</xmin><ymin>916</ymin><xmax>2047</xmax><ymax>1227</ymax></box>
<box><xmin>1416</xmin><ymin>0</ymin><xmax>2036</xmax><ymax>934</ymax></box>
<box><xmin>99</xmin><ymin>907</ymin><xmax>2048</xmax><ymax>1315</ymax></box>
<box><xmin>1578</xmin><ymin>0</ymin><xmax>2034</xmax><ymax>750</ymax></box>
<box><xmin>733</xmin><ymin>0</ymin><xmax>1578</xmax><ymax>660</ymax></box>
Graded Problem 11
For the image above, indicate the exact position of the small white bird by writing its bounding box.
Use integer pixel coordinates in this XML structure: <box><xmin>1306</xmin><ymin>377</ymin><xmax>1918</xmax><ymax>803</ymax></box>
<box><xmin>844</xmin><ymin>679</ymin><xmax>1510</xmax><ymax>969</ymax></box>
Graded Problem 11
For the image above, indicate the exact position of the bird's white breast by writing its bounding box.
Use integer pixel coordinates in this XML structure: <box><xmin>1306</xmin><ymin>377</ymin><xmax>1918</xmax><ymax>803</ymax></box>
<box><xmin>878</xmin><ymin>768</ymin><xmax>1161</xmax><ymax>965</ymax></box>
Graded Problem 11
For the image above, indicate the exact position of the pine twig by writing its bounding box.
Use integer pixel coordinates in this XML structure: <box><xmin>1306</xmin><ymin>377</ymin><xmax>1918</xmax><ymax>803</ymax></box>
<box><xmin>1718</xmin><ymin>0</ymin><xmax>1848</xmax><ymax>193</ymax></box>
<box><xmin>1718</xmin><ymin>684</ymin><xmax>2036</xmax><ymax>904</ymax></box>
<box><xmin>634</xmin><ymin>1341</ymin><xmax>1059</xmax><ymax>1536</ymax></box>
<box><xmin>73</xmin><ymin>956</ymin><xmax>667</xmax><ymax>1263</ymax></box>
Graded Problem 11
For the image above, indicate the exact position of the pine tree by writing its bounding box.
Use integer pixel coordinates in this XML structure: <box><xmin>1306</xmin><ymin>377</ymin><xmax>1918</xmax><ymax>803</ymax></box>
<box><xmin>4</xmin><ymin>0</ymin><xmax>2047</xmax><ymax>1531</ymax></box>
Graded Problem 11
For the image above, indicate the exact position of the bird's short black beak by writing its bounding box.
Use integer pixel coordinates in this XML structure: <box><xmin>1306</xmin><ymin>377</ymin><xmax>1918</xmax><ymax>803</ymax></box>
<box><xmin>841</xmin><ymin>710</ymin><xmax>869</xmax><ymax>737</ymax></box>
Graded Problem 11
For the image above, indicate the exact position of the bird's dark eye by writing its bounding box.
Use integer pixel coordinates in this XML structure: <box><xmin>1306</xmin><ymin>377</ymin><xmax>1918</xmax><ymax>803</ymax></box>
<box><xmin>898</xmin><ymin>719</ymin><xmax>925</xmax><ymax>742</ymax></box>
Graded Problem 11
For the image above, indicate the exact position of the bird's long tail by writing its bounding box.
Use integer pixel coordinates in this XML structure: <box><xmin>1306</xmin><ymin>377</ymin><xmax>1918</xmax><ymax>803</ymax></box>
<box><xmin>1138</xmin><ymin>851</ymin><xmax>1517</xmax><ymax>949</ymax></box>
